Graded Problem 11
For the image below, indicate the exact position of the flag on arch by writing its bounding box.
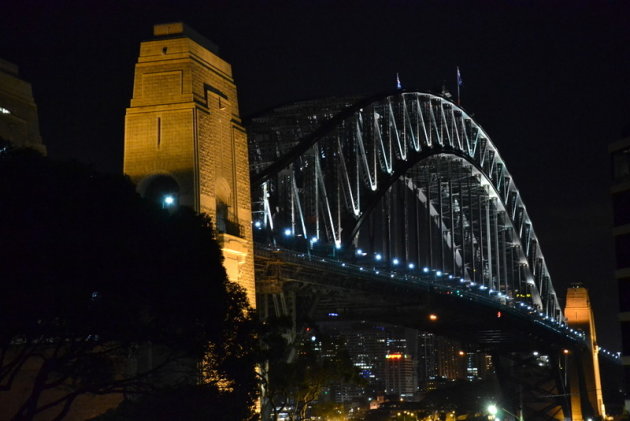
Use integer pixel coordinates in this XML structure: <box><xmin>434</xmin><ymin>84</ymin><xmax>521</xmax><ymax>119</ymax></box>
<box><xmin>457</xmin><ymin>66</ymin><xmax>463</xmax><ymax>87</ymax></box>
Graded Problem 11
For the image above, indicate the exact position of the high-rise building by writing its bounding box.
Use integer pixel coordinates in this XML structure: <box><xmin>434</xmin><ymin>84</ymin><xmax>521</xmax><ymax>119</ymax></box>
<box><xmin>0</xmin><ymin>58</ymin><xmax>46</xmax><ymax>154</ymax></box>
<box><xmin>464</xmin><ymin>350</ymin><xmax>494</xmax><ymax>381</ymax></box>
<box><xmin>384</xmin><ymin>353</ymin><xmax>417</xmax><ymax>398</ymax></box>
<box><xmin>435</xmin><ymin>336</ymin><xmax>465</xmax><ymax>380</ymax></box>
<box><xmin>610</xmin><ymin>128</ymin><xmax>630</xmax><ymax>409</ymax></box>
<box><xmin>417</xmin><ymin>332</ymin><xmax>437</xmax><ymax>390</ymax></box>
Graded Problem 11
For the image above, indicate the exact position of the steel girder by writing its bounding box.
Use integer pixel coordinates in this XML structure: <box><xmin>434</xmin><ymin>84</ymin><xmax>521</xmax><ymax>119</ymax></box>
<box><xmin>248</xmin><ymin>91</ymin><xmax>562</xmax><ymax>322</ymax></box>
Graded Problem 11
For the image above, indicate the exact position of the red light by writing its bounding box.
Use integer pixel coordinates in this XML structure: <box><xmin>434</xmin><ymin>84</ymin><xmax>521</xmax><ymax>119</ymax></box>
<box><xmin>386</xmin><ymin>353</ymin><xmax>403</xmax><ymax>359</ymax></box>
<box><xmin>497</xmin><ymin>311</ymin><xmax>502</xmax><ymax>318</ymax></box>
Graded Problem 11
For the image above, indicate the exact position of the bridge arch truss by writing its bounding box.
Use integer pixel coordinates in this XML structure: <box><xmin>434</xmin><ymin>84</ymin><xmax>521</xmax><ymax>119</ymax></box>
<box><xmin>248</xmin><ymin>91</ymin><xmax>562</xmax><ymax>321</ymax></box>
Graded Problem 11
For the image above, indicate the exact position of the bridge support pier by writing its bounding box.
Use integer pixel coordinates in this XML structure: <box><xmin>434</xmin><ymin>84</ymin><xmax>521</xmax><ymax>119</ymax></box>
<box><xmin>564</xmin><ymin>285</ymin><xmax>606</xmax><ymax>420</ymax></box>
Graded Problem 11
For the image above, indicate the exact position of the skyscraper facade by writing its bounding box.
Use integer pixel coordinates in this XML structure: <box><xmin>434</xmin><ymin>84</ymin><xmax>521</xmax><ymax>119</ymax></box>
<box><xmin>610</xmin><ymin>129</ymin><xmax>630</xmax><ymax>409</ymax></box>
<box><xmin>0</xmin><ymin>58</ymin><xmax>45</xmax><ymax>153</ymax></box>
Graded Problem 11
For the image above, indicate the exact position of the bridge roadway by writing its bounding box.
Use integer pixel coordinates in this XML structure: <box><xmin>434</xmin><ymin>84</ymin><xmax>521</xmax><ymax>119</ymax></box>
<box><xmin>255</xmin><ymin>243</ymin><xmax>585</xmax><ymax>352</ymax></box>
<box><xmin>255</xmin><ymin>243</ymin><xmax>615</xmax><ymax>420</ymax></box>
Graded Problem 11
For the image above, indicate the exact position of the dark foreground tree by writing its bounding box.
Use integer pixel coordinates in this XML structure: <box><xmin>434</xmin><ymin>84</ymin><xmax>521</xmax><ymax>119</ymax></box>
<box><xmin>260</xmin><ymin>319</ymin><xmax>364</xmax><ymax>421</ymax></box>
<box><xmin>0</xmin><ymin>149</ymin><xmax>257</xmax><ymax>420</ymax></box>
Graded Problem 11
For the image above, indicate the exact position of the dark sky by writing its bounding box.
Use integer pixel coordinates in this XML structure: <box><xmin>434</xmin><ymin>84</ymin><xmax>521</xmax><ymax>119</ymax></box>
<box><xmin>1</xmin><ymin>0</ymin><xmax>628</xmax><ymax>350</ymax></box>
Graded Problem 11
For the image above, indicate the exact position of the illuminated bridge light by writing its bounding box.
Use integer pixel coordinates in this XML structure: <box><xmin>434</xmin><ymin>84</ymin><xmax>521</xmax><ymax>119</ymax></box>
<box><xmin>356</xmin><ymin>248</ymin><xmax>363</xmax><ymax>255</ymax></box>
<box><xmin>254</xmin><ymin>220</ymin><xmax>262</xmax><ymax>228</ymax></box>
<box><xmin>423</xmin><ymin>267</ymin><xmax>429</xmax><ymax>273</ymax></box>
<box><xmin>284</xmin><ymin>228</ymin><xmax>292</xmax><ymax>236</ymax></box>
<box><xmin>328</xmin><ymin>312</ymin><xmax>339</xmax><ymax>317</ymax></box>
<box><xmin>392</xmin><ymin>258</ymin><xmax>400</xmax><ymax>265</ymax></box>
<box><xmin>335</xmin><ymin>243</ymin><xmax>341</xmax><ymax>249</ymax></box>
<box><xmin>310</xmin><ymin>237</ymin><xmax>318</xmax><ymax>243</ymax></box>
<box><xmin>375</xmin><ymin>253</ymin><xmax>382</xmax><ymax>261</ymax></box>
<box><xmin>436</xmin><ymin>271</ymin><xmax>442</xmax><ymax>277</ymax></box>
<box><xmin>408</xmin><ymin>263</ymin><xmax>415</xmax><ymax>269</ymax></box>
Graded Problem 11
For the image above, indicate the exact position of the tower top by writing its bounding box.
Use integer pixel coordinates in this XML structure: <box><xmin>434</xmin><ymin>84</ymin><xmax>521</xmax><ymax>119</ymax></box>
<box><xmin>0</xmin><ymin>58</ymin><xmax>18</xmax><ymax>76</ymax></box>
<box><xmin>153</xmin><ymin>22</ymin><xmax>219</xmax><ymax>54</ymax></box>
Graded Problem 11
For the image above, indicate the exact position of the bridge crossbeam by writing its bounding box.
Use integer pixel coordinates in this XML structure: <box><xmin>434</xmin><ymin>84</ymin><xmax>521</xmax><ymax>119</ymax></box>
<box><xmin>249</xmin><ymin>92</ymin><xmax>562</xmax><ymax>321</ymax></box>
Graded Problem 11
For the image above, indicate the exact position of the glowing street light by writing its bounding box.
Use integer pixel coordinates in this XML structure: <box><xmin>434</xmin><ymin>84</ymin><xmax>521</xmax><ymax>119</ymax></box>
<box><xmin>487</xmin><ymin>403</ymin><xmax>523</xmax><ymax>421</ymax></box>
<box><xmin>487</xmin><ymin>404</ymin><xmax>498</xmax><ymax>416</ymax></box>
<box><xmin>163</xmin><ymin>194</ymin><xmax>175</xmax><ymax>206</ymax></box>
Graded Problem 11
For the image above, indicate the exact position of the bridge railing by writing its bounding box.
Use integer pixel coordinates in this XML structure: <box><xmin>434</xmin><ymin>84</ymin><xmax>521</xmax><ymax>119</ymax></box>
<box><xmin>255</xmin><ymin>243</ymin><xmax>587</xmax><ymax>344</ymax></box>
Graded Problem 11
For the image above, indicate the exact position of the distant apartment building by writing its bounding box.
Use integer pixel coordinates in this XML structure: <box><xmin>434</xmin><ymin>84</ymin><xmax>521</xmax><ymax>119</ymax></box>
<box><xmin>435</xmin><ymin>336</ymin><xmax>466</xmax><ymax>380</ymax></box>
<box><xmin>0</xmin><ymin>58</ymin><xmax>45</xmax><ymax>153</ymax></box>
<box><xmin>384</xmin><ymin>353</ymin><xmax>417</xmax><ymax>398</ymax></box>
<box><xmin>610</xmin><ymin>128</ymin><xmax>630</xmax><ymax>408</ymax></box>
<box><xmin>417</xmin><ymin>332</ymin><xmax>437</xmax><ymax>388</ymax></box>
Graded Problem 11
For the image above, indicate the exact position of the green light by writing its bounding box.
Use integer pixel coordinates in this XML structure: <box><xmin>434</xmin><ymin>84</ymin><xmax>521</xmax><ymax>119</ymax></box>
<box><xmin>487</xmin><ymin>404</ymin><xmax>498</xmax><ymax>416</ymax></box>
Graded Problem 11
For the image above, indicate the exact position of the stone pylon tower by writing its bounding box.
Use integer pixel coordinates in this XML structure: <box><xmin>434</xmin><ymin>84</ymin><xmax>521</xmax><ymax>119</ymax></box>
<box><xmin>564</xmin><ymin>285</ymin><xmax>605</xmax><ymax>420</ymax></box>
<box><xmin>124</xmin><ymin>23</ymin><xmax>255</xmax><ymax>307</ymax></box>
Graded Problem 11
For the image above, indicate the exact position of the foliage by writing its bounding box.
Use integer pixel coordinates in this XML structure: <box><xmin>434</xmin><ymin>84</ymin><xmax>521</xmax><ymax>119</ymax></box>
<box><xmin>0</xmin><ymin>148</ymin><xmax>257</xmax><ymax>420</ymax></box>
<box><xmin>309</xmin><ymin>401</ymin><xmax>347</xmax><ymax>421</ymax></box>
<box><xmin>259</xmin><ymin>319</ymin><xmax>364</xmax><ymax>421</ymax></box>
<box><xmin>419</xmin><ymin>378</ymin><xmax>498</xmax><ymax>414</ymax></box>
<box><xmin>90</xmin><ymin>384</ymin><xmax>254</xmax><ymax>421</ymax></box>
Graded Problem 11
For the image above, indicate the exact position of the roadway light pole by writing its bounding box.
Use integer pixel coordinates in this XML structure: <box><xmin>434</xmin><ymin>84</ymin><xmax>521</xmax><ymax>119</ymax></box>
<box><xmin>488</xmin><ymin>403</ymin><xmax>524</xmax><ymax>421</ymax></box>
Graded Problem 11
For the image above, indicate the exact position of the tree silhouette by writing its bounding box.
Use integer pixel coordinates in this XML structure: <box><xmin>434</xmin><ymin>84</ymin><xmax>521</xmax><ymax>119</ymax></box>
<box><xmin>259</xmin><ymin>319</ymin><xmax>364</xmax><ymax>421</ymax></box>
<box><xmin>0</xmin><ymin>149</ymin><xmax>257</xmax><ymax>420</ymax></box>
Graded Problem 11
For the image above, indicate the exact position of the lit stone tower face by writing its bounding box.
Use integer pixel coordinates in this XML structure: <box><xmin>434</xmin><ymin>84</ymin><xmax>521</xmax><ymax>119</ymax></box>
<box><xmin>0</xmin><ymin>58</ymin><xmax>46</xmax><ymax>154</ymax></box>
<box><xmin>124</xmin><ymin>23</ymin><xmax>255</xmax><ymax>307</ymax></box>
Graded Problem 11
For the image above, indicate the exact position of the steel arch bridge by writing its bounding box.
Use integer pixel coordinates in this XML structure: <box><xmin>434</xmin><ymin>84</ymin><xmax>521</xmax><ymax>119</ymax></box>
<box><xmin>247</xmin><ymin>91</ymin><xmax>612</xmax><ymax>421</ymax></box>
<box><xmin>249</xmin><ymin>90</ymin><xmax>561</xmax><ymax>321</ymax></box>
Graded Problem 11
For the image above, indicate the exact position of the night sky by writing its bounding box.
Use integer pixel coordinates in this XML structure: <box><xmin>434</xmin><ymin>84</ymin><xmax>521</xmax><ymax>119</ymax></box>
<box><xmin>1</xmin><ymin>0</ymin><xmax>628</xmax><ymax>350</ymax></box>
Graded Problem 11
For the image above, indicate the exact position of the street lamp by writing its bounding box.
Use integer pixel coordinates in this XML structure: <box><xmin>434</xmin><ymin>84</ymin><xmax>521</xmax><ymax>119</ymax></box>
<box><xmin>487</xmin><ymin>404</ymin><xmax>498</xmax><ymax>417</ymax></box>
<box><xmin>487</xmin><ymin>403</ymin><xmax>523</xmax><ymax>421</ymax></box>
<box><xmin>162</xmin><ymin>194</ymin><xmax>176</xmax><ymax>209</ymax></box>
